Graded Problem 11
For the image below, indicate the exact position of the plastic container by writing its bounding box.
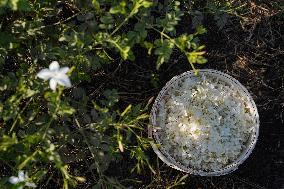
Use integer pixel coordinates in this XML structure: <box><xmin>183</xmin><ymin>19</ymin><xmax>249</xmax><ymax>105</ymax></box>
<box><xmin>149</xmin><ymin>69</ymin><xmax>259</xmax><ymax>176</ymax></box>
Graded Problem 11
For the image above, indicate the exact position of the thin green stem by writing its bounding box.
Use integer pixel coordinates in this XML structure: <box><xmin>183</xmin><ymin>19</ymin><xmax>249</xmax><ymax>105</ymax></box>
<box><xmin>110</xmin><ymin>0</ymin><xmax>143</xmax><ymax>36</ymax></box>
<box><xmin>41</xmin><ymin>116</ymin><xmax>54</xmax><ymax>140</ymax></box>
<box><xmin>42</xmin><ymin>89</ymin><xmax>63</xmax><ymax>140</ymax></box>
<box><xmin>9</xmin><ymin>97</ymin><xmax>33</xmax><ymax>134</ymax></box>
<box><xmin>18</xmin><ymin>150</ymin><xmax>39</xmax><ymax>170</ymax></box>
<box><xmin>107</xmin><ymin>39</ymin><xmax>123</xmax><ymax>51</ymax></box>
<box><xmin>31</xmin><ymin>10</ymin><xmax>86</xmax><ymax>32</ymax></box>
<box><xmin>74</xmin><ymin>117</ymin><xmax>102</xmax><ymax>177</ymax></box>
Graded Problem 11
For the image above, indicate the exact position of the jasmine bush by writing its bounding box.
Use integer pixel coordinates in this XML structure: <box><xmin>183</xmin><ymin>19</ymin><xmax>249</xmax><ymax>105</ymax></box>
<box><xmin>0</xmin><ymin>0</ymin><xmax>206</xmax><ymax>188</ymax></box>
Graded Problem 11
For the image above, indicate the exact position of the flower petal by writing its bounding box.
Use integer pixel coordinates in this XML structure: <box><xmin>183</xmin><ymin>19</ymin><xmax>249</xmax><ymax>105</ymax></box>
<box><xmin>49</xmin><ymin>78</ymin><xmax>57</xmax><ymax>91</ymax></box>
<box><xmin>49</xmin><ymin>61</ymin><xmax>60</xmax><ymax>71</ymax></box>
<box><xmin>37</xmin><ymin>69</ymin><xmax>53</xmax><ymax>80</ymax></box>
<box><xmin>59</xmin><ymin>67</ymin><xmax>69</xmax><ymax>74</ymax></box>
<box><xmin>18</xmin><ymin>171</ymin><xmax>25</xmax><ymax>181</ymax></box>
<box><xmin>25</xmin><ymin>182</ymin><xmax>37</xmax><ymax>188</ymax></box>
<box><xmin>55</xmin><ymin>74</ymin><xmax>71</xmax><ymax>88</ymax></box>
<box><xmin>9</xmin><ymin>176</ymin><xmax>20</xmax><ymax>184</ymax></box>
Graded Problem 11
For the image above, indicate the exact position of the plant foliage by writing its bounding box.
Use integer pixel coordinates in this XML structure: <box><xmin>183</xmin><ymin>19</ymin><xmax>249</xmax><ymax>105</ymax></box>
<box><xmin>0</xmin><ymin>0</ymin><xmax>207</xmax><ymax>188</ymax></box>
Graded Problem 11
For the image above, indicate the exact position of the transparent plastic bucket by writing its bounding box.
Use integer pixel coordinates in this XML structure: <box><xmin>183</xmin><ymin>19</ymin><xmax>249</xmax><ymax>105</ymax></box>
<box><xmin>149</xmin><ymin>69</ymin><xmax>259</xmax><ymax>176</ymax></box>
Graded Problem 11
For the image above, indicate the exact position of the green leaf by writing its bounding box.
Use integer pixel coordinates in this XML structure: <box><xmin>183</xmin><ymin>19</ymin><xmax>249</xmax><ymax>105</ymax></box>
<box><xmin>196</xmin><ymin>57</ymin><xmax>207</xmax><ymax>64</ymax></box>
<box><xmin>121</xmin><ymin>46</ymin><xmax>131</xmax><ymax>60</ymax></box>
<box><xmin>143</xmin><ymin>41</ymin><xmax>153</xmax><ymax>55</ymax></box>
<box><xmin>0</xmin><ymin>133</ymin><xmax>18</xmax><ymax>152</ymax></box>
<box><xmin>154</xmin><ymin>39</ymin><xmax>174</xmax><ymax>69</ymax></box>
<box><xmin>195</xmin><ymin>25</ymin><xmax>207</xmax><ymax>35</ymax></box>
<box><xmin>58</xmin><ymin>103</ymin><xmax>76</xmax><ymax>116</ymax></box>
<box><xmin>16</xmin><ymin>0</ymin><xmax>31</xmax><ymax>11</ymax></box>
<box><xmin>175</xmin><ymin>34</ymin><xmax>193</xmax><ymax>52</ymax></box>
<box><xmin>44</xmin><ymin>91</ymin><xmax>57</xmax><ymax>102</ymax></box>
<box><xmin>156</xmin><ymin>2</ymin><xmax>183</xmax><ymax>34</ymax></box>
<box><xmin>0</xmin><ymin>0</ymin><xmax>31</xmax><ymax>11</ymax></box>
<box><xmin>101</xmin><ymin>89</ymin><xmax>119</xmax><ymax>108</ymax></box>
<box><xmin>58</xmin><ymin>36</ymin><xmax>67</xmax><ymax>42</ymax></box>
<box><xmin>141</xmin><ymin>1</ymin><xmax>153</xmax><ymax>8</ymax></box>
<box><xmin>24</xmin><ymin>88</ymin><xmax>37</xmax><ymax>98</ymax></box>
<box><xmin>33</xmin><ymin>170</ymin><xmax>48</xmax><ymax>182</ymax></box>
<box><xmin>99</xmin><ymin>14</ymin><xmax>114</xmax><ymax>29</ymax></box>
<box><xmin>92</xmin><ymin>101</ymin><xmax>109</xmax><ymax>113</ymax></box>
<box><xmin>92</xmin><ymin>0</ymin><xmax>100</xmax><ymax>10</ymax></box>
<box><xmin>121</xmin><ymin>104</ymin><xmax>132</xmax><ymax>117</ymax></box>
<box><xmin>107</xmin><ymin>38</ymin><xmax>134</xmax><ymax>60</ymax></box>
<box><xmin>135</xmin><ymin>113</ymin><xmax>149</xmax><ymax>120</ymax></box>
<box><xmin>186</xmin><ymin>51</ymin><xmax>206</xmax><ymax>64</ymax></box>
<box><xmin>109</xmin><ymin>1</ymin><xmax>126</xmax><ymax>14</ymax></box>
<box><xmin>100</xmin><ymin>14</ymin><xmax>114</xmax><ymax>24</ymax></box>
<box><xmin>126</xmin><ymin>21</ymin><xmax>148</xmax><ymax>47</ymax></box>
<box><xmin>75</xmin><ymin>176</ymin><xmax>86</xmax><ymax>183</ymax></box>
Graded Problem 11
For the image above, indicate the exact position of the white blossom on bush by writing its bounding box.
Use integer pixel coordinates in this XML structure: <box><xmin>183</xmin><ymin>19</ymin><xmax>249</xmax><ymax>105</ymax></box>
<box><xmin>157</xmin><ymin>75</ymin><xmax>255</xmax><ymax>171</ymax></box>
<box><xmin>37</xmin><ymin>61</ymin><xmax>71</xmax><ymax>91</ymax></box>
<box><xmin>9</xmin><ymin>171</ymin><xmax>36</xmax><ymax>189</ymax></box>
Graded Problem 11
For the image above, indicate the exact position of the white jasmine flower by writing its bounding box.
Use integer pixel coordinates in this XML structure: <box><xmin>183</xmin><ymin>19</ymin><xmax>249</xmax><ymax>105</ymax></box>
<box><xmin>9</xmin><ymin>171</ymin><xmax>36</xmax><ymax>189</ymax></box>
<box><xmin>157</xmin><ymin>74</ymin><xmax>255</xmax><ymax>171</ymax></box>
<box><xmin>37</xmin><ymin>61</ymin><xmax>71</xmax><ymax>91</ymax></box>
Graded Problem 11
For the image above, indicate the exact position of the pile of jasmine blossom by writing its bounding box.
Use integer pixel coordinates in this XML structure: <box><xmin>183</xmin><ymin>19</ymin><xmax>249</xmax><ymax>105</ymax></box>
<box><xmin>157</xmin><ymin>75</ymin><xmax>254</xmax><ymax>171</ymax></box>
